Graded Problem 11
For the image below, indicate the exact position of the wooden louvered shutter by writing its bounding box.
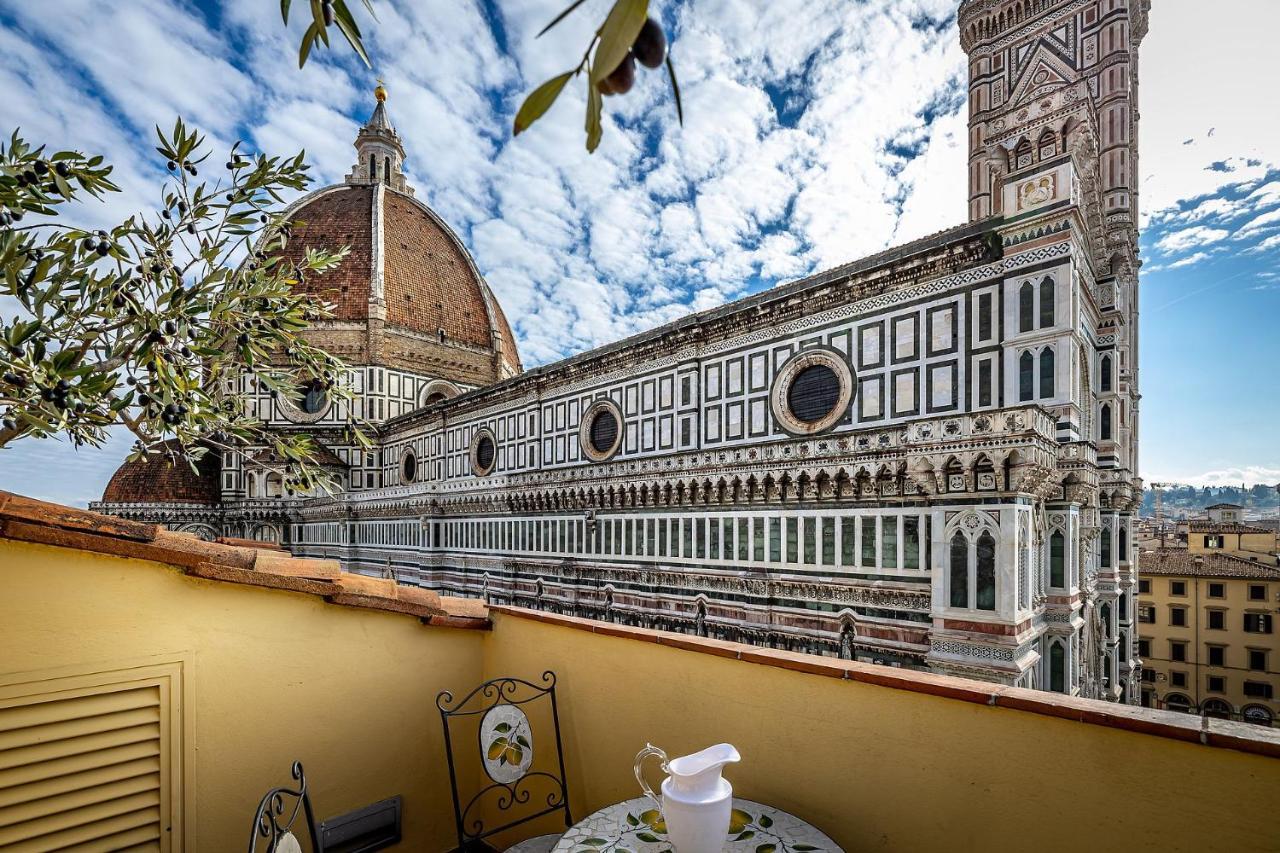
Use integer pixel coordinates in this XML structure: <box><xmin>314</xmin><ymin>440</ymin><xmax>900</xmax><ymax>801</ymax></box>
<box><xmin>0</xmin><ymin>663</ymin><xmax>184</xmax><ymax>851</ymax></box>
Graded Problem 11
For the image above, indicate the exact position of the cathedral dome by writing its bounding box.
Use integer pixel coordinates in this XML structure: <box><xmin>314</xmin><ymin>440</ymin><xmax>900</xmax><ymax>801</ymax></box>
<box><xmin>100</xmin><ymin>441</ymin><xmax>221</xmax><ymax>505</ymax></box>
<box><xmin>275</xmin><ymin>91</ymin><xmax>521</xmax><ymax>384</ymax></box>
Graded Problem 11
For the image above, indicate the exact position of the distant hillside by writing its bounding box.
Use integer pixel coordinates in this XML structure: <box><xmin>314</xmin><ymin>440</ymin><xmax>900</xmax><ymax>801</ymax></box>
<box><xmin>1141</xmin><ymin>484</ymin><xmax>1280</xmax><ymax>519</ymax></box>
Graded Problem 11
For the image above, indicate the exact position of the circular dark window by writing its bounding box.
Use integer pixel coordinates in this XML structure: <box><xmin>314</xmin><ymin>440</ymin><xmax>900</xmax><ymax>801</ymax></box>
<box><xmin>470</xmin><ymin>428</ymin><xmax>498</xmax><ymax>476</ymax></box>
<box><xmin>787</xmin><ymin>364</ymin><xmax>841</xmax><ymax>423</ymax></box>
<box><xmin>589</xmin><ymin>409</ymin><xmax>619</xmax><ymax>454</ymax></box>
<box><xmin>476</xmin><ymin>434</ymin><xmax>495</xmax><ymax>471</ymax></box>
<box><xmin>298</xmin><ymin>380</ymin><xmax>327</xmax><ymax>414</ymax></box>
<box><xmin>402</xmin><ymin>451</ymin><xmax>417</xmax><ymax>483</ymax></box>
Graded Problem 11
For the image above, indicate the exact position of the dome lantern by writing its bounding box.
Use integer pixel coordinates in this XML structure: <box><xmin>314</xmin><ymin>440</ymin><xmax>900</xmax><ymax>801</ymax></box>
<box><xmin>346</xmin><ymin>81</ymin><xmax>412</xmax><ymax>195</ymax></box>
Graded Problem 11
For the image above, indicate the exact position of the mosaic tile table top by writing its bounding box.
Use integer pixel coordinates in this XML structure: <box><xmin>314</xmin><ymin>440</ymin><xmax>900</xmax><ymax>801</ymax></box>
<box><xmin>553</xmin><ymin>797</ymin><xmax>841</xmax><ymax>853</ymax></box>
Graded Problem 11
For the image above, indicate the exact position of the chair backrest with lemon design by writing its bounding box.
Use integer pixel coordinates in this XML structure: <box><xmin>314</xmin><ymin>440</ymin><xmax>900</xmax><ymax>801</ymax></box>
<box><xmin>436</xmin><ymin>671</ymin><xmax>572</xmax><ymax>852</ymax></box>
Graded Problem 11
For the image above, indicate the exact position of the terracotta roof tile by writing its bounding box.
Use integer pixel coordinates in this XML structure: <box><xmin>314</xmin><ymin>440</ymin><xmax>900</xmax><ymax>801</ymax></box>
<box><xmin>100</xmin><ymin>440</ymin><xmax>221</xmax><ymax>504</ymax></box>
<box><xmin>0</xmin><ymin>490</ymin><xmax>488</xmax><ymax>628</ymax></box>
<box><xmin>1140</xmin><ymin>548</ymin><xmax>1280</xmax><ymax>579</ymax></box>
<box><xmin>280</xmin><ymin>185</ymin><xmax>374</xmax><ymax>321</ymax></box>
<box><xmin>277</xmin><ymin>184</ymin><xmax>521</xmax><ymax>379</ymax></box>
<box><xmin>1188</xmin><ymin>521</ymin><xmax>1273</xmax><ymax>535</ymax></box>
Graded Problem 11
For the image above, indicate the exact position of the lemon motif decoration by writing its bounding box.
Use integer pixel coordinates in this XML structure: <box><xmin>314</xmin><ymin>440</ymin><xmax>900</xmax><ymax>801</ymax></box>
<box><xmin>479</xmin><ymin>704</ymin><xmax>533</xmax><ymax>784</ymax></box>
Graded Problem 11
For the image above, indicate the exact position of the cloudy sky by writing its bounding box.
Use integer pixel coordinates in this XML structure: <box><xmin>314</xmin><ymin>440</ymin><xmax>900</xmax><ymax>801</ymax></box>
<box><xmin>1</xmin><ymin>0</ymin><xmax>1279</xmax><ymax>506</ymax></box>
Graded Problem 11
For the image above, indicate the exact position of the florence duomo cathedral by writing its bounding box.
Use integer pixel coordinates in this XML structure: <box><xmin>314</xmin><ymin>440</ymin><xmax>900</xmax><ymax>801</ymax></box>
<box><xmin>94</xmin><ymin>0</ymin><xmax>1148</xmax><ymax>701</ymax></box>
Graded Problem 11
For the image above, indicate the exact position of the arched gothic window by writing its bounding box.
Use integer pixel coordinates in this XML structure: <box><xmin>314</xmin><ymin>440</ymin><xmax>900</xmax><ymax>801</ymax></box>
<box><xmin>1050</xmin><ymin>530</ymin><xmax>1066</xmax><ymax>587</ymax></box>
<box><xmin>383</xmin><ymin>156</ymin><xmax>391</xmax><ymax>184</ymax></box>
<box><xmin>1019</xmin><ymin>282</ymin><xmax>1034</xmax><ymax>332</ymax></box>
<box><xmin>976</xmin><ymin>531</ymin><xmax>996</xmax><ymax>611</ymax></box>
<box><xmin>1049</xmin><ymin>641</ymin><xmax>1065</xmax><ymax>693</ymax></box>
<box><xmin>1100</xmin><ymin>354</ymin><xmax>1113</xmax><ymax>393</ymax></box>
<box><xmin>1119</xmin><ymin>526</ymin><xmax>1129</xmax><ymax>562</ymax></box>
<box><xmin>368</xmin><ymin>153</ymin><xmax>376</xmax><ymax>181</ymax></box>
<box><xmin>1019</xmin><ymin>351</ymin><xmax>1034</xmax><ymax>401</ymax></box>
<box><xmin>1100</xmin><ymin>403</ymin><xmax>1113</xmax><ymax>440</ymax></box>
<box><xmin>1101</xmin><ymin>527</ymin><xmax>1112</xmax><ymax>568</ymax></box>
<box><xmin>1039</xmin><ymin>276</ymin><xmax>1055</xmax><ymax>327</ymax></box>
<box><xmin>949</xmin><ymin>532</ymin><xmax>969</xmax><ymax>608</ymax></box>
<box><xmin>1039</xmin><ymin>348</ymin><xmax>1055</xmax><ymax>398</ymax></box>
<box><xmin>949</xmin><ymin>522</ymin><xmax>998</xmax><ymax>612</ymax></box>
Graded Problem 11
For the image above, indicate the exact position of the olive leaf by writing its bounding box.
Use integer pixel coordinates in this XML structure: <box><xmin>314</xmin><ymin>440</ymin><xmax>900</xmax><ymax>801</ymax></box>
<box><xmin>580</xmin><ymin>839</ymin><xmax>608</xmax><ymax>847</ymax></box>
<box><xmin>1</xmin><ymin>122</ymin><xmax>369</xmax><ymax>489</ymax></box>
<box><xmin>665</xmin><ymin>54</ymin><xmax>684</xmax><ymax>126</ymax></box>
<box><xmin>626</xmin><ymin>813</ymin><xmax>640</xmax><ymax>827</ymax></box>
<box><xmin>537</xmin><ymin>0</ymin><xmax>592</xmax><ymax>37</ymax></box>
<box><xmin>585</xmin><ymin>77</ymin><xmax>604</xmax><ymax>153</ymax></box>
<box><xmin>494</xmin><ymin>722</ymin><xmax>512</xmax><ymax>733</ymax></box>
<box><xmin>758</xmin><ymin>815</ymin><xmax>773</xmax><ymax>829</ymax></box>
<box><xmin>755</xmin><ymin>845</ymin><xmax>776</xmax><ymax>853</ymax></box>
<box><xmin>635</xmin><ymin>832</ymin><xmax>662</xmax><ymax>843</ymax></box>
<box><xmin>590</xmin><ymin>0</ymin><xmax>649</xmax><ymax>85</ymax></box>
<box><xmin>514</xmin><ymin>71</ymin><xmax>575</xmax><ymax>136</ymax></box>
<box><xmin>287</xmin><ymin>0</ymin><xmax>375</xmax><ymax>68</ymax></box>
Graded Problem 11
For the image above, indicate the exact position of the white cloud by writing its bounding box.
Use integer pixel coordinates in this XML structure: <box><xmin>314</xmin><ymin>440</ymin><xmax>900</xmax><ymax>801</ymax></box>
<box><xmin>1167</xmin><ymin>251</ymin><xmax>1211</xmax><ymax>270</ymax></box>
<box><xmin>1247</xmin><ymin>233</ymin><xmax>1280</xmax><ymax>254</ymax></box>
<box><xmin>1237</xmin><ymin>208</ymin><xmax>1280</xmax><ymax>239</ymax></box>
<box><xmin>1140</xmin><ymin>0</ymin><xmax>1280</xmax><ymax>221</ymax></box>
<box><xmin>1155</xmin><ymin>226</ymin><xmax>1229</xmax><ymax>254</ymax></box>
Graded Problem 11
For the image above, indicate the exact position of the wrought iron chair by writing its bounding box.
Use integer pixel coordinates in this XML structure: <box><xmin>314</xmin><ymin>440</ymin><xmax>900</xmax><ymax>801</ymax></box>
<box><xmin>248</xmin><ymin>760</ymin><xmax>321</xmax><ymax>853</ymax></box>
<box><xmin>437</xmin><ymin>671</ymin><xmax>572</xmax><ymax>853</ymax></box>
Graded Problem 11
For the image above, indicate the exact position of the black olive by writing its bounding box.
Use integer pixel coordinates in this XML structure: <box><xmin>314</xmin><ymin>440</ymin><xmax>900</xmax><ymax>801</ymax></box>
<box><xmin>34</xmin><ymin>161</ymin><xmax>48</xmax><ymax>175</ymax></box>
<box><xmin>167</xmin><ymin>161</ymin><xmax>177</xmax><ymax>171</ymax></box>
<box><xmin>55</xmin><ymin>161</ymin><xmax>70</xmax><ymax>177</ymax></box>
<box><xmin>601</xmin><ymin>54</ymin><xmax>636</xmax><ymax>95</ymax></box>
<box><xmin>632</xmin><ymin>18</ymin><xmax>667</xmax><ymax>69</ymax></box>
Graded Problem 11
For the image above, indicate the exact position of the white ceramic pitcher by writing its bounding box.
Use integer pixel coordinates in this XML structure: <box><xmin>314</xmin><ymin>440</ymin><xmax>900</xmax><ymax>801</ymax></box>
<box><xmin>634</xmin><ymin>743</ymin><xmax>741</xmax><ymax>853</ymax></box>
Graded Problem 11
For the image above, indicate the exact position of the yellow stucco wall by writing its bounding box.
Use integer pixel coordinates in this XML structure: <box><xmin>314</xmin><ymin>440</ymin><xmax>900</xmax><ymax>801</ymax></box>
<box><xmin>4</xmin><ymin>537</ymin><xmax>1280</xmax><ymax>852</ymax></box>
<box><xmin>0</xmin><ymin>539</ymin><xmax>484</xmax><ymax>850</ymax></box>
<box><xmin>483</xmin><ymin>613</ymin><xmax>1280</xmax><ymax>853</ymax></box>
<box><xmin>1188</xmin><ymin>531</ymin><xmax>1277</xmax><ymax>561</ymax></box>
<box><xmin>1138</xmin><ymin>573</ymin><xmax>1279</xmax><ymax>721</ymax></box>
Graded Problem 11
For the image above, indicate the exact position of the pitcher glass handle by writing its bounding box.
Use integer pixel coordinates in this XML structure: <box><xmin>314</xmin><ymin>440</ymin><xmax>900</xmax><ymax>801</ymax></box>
<box><xmin>633</xmin><ymin>743</ymin><xmax>667</xmax><ymax>811</ymax></box>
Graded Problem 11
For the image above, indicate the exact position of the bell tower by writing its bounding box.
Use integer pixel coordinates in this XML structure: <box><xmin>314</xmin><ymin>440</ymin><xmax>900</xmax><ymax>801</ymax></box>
<box><xmin>959</xmin><ymin>0</ymin><xmax>1149</xmax><ymax>266</ymax></box>
<box><xmin>345</xmin><ymin>81</ymin><xmax>413</xmax><ymax>196</ymax></box>
<box><xmin>959</xmin><ymin>0</ymin><xmax>1150</xmax><ymax>705</ymax></box>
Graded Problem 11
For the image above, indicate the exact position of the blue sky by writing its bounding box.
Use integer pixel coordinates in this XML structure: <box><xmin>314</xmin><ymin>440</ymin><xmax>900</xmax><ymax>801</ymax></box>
<box><xmin>1</xmin><ymin>0</ymin><xmax>1278</xmax><ymax>507</ymax></box>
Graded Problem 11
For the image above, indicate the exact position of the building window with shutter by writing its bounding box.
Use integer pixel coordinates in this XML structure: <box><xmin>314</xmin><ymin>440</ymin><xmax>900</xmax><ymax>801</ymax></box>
<box><xmin>1244</xmin><ymin>613</ymin><xmax>1273</xmax><ymax>634</ymax></box>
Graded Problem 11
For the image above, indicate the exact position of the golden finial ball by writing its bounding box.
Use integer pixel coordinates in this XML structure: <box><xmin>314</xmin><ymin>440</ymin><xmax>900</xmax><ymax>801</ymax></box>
<box><xmin>374</xmin><ymin>81</ymin><xmax>388</xmax><ymax>102</ymax></box>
